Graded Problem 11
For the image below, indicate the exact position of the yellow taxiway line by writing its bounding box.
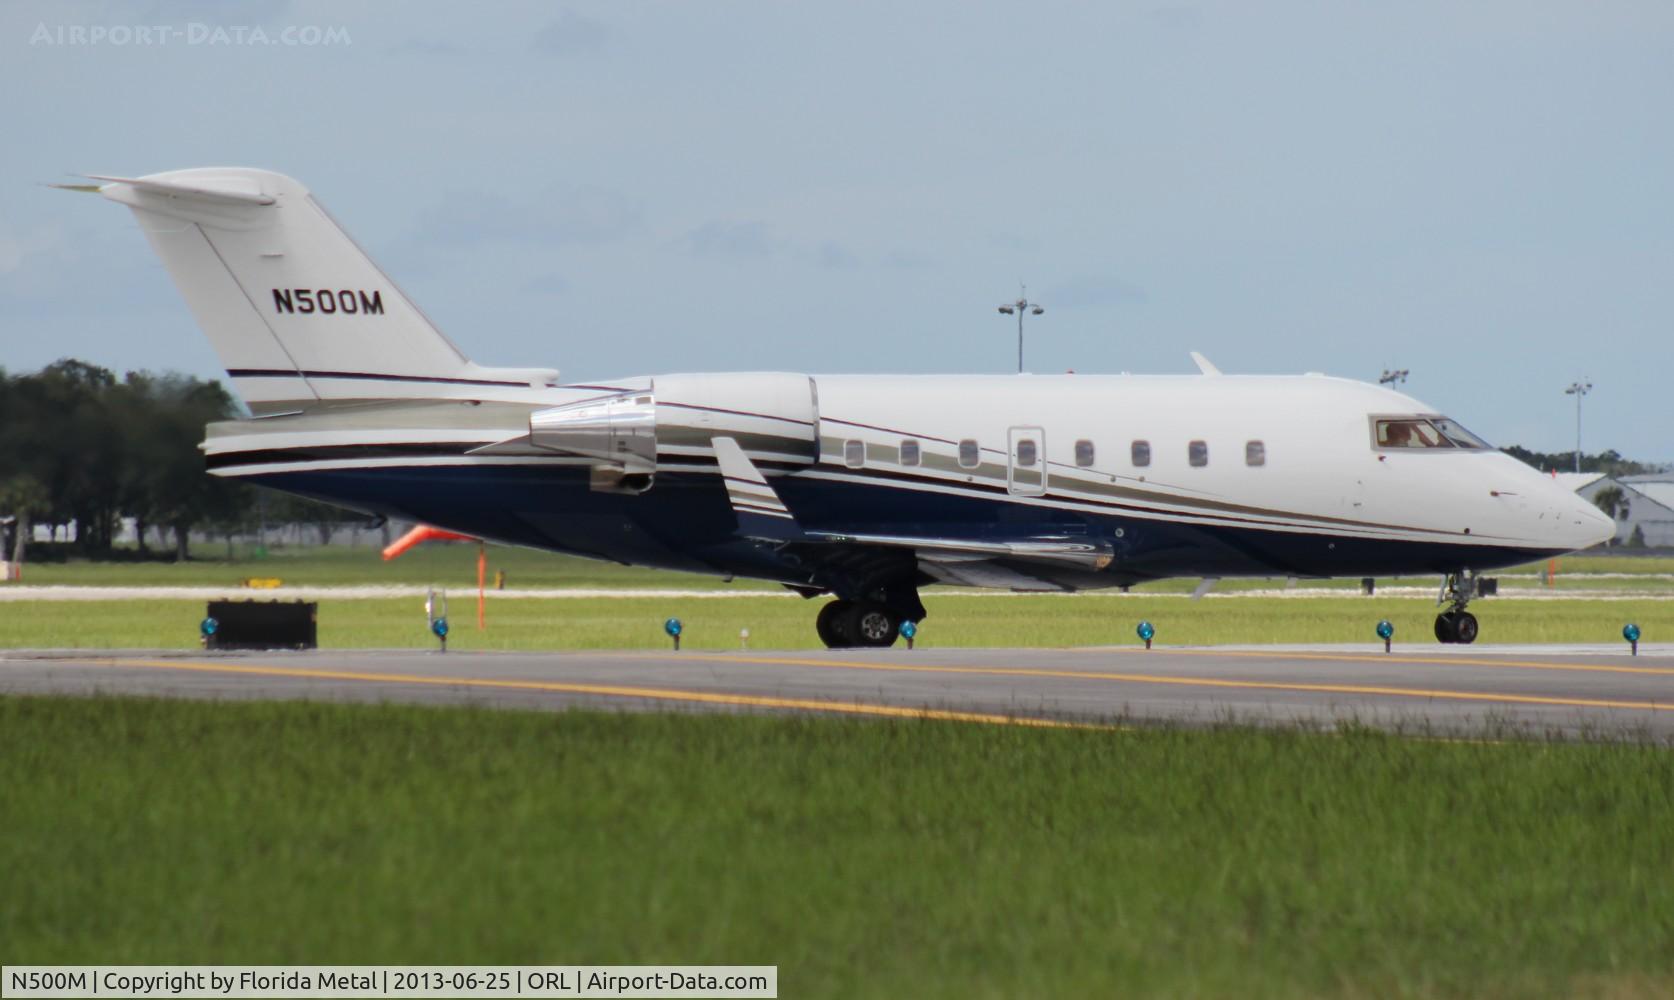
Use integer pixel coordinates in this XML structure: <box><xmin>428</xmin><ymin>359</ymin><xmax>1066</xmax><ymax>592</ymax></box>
<box><xmin>1100</xmin><ymin>645</ymin><xmax>1674</xmax><ymax>677</ymax></box>
<box><xmin>661</xmin><ymin>652</ymin><xmax>1672</xmax><ymax>713</ymax></box>
<box><xmin>90</xmin><ymin>657</ymin><xmax>1094</xmax><ymax>729</ymax></box>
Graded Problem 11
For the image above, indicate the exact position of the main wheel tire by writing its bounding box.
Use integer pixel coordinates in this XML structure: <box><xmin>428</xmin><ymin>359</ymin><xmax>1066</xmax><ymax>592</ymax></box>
<box><xmin>845</xmin><ymin>602</ymin><xmax>901</xmax><ymax>648</ymax></box>
<box><xmin>1434</xmin><ymin>613</ymin><xmax>1458</xmax><ymax>644</ymax></box>
<box><xmin>816</xmin><ymin>600</ymin><xmax>854</xmax><ymax>648</ymax></box>
<box><xmin>1452</xmin><ymin>611</ymin><xmax>1479</xmax><ymax>644</ymax></box>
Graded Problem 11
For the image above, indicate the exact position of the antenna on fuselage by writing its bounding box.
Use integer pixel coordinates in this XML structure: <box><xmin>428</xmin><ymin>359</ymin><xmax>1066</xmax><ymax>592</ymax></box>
<box><xmin>1189</xmin><ymin>351</ymin><xmax>1222</xmax><ymax>376</ymax></box>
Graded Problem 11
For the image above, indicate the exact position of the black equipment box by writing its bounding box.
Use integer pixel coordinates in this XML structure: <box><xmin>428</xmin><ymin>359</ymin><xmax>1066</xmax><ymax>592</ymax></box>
<box><xmin>205</xmin><ymin>599</ymin><xmax>318</xmax><ymax>650</ymax></box>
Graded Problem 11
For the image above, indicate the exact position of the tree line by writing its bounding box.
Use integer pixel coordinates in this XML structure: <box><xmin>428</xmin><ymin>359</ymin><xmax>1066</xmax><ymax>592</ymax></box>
<box><xmin>0</xmin><ymin>359</ymin><xmax>353</xmax><ymax>564</ymax></box>
<box><xmin>1498</xmin><ymin>445</ymin><xmax>1668</xmax><ymax>478</ymax></box>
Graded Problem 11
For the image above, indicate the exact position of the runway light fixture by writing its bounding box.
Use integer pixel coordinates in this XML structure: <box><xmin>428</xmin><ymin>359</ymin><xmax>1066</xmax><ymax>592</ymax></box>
<box><xmin>899</xmin><ymin>619</ymin><xmax>917</xmax><ymax>650</ymax></box>
<box><xmin>1623</xmin><ymin>622</ymin><xmax>1641</xmax><ymax>656</ymax></box>
<box><xmin>1564</xmin><ymin>378</ymin><xmax>1593</xmax><ymax>473</ymax></box>
<box><xmin>430</xmin><ymin>616</ymin><xmax>449</xmax><ymax>653</ymax></box>
<box><xmin>1376</xmin><ymin>619</ymin><xmax>1394</xmax><ymax>653</ymax></box>
<box><xmin>665</xmin><ymin>617</ymin><xmax>683</xmax><ymax>651</ymax></box>
<box><xmin>998</xmin><ymin>284</ymin><xmax>1045</xmax><ymax>373</ymax></box>
<box><xmin>740</xmin><ymin>627</ymin><xmax>750</xmax><ymax>650</ymax></box>
<box><xmin>199</xmin><ymin>617</ymin><xmax>219</xmax><ymax>646</ymax></box>
<box><xmin>1137</xmin><ymin>620</ymin><xmax>1155</xmax><ymax>650</ymax></box>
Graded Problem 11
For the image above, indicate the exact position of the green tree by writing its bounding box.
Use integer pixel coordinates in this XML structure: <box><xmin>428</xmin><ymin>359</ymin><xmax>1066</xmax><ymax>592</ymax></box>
<box><xmin>1591</xmin><ymin>485</ymin><xmax>1631</xmax><ymax>521</ymax></box>
<box><xmin>122</xmin><ymin>372</ymin><xmax>246</xmax><ymax>560</ymax></box>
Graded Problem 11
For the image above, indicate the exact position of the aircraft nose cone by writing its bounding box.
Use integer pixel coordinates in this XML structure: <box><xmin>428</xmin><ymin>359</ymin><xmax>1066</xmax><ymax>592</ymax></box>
<box><xmin>1564</xmin><ymin>495</ymin><xmax>1616</xmax><ymax>550</ymax></box>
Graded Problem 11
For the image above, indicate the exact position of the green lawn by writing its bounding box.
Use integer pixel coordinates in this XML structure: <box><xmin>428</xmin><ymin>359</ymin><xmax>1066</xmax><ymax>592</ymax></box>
<box><xmin>2</xmin><ymin>696</ymin><xmax>1670</xmax><ymax>998</ymax></box>
<box><xmin>11</xmin><ymin>544</ymin><xmax>1674</xmax><ymax>591</ymax></box>
<box><xmin>1</xmin><ymin>594</ymin><xmax>1665</xmax><ymax>651</ymax></box>
<box><xmin>11</xmin><ymin>543</ymin><xmax>733</xmax><ymax>589</ymax></box>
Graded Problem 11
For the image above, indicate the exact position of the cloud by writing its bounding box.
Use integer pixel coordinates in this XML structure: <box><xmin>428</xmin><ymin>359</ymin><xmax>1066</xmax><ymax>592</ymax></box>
<box><xmin>0</xmin><ymin>219</ymin><xmax>68</xmax><ymax>277</ymax></box>
<box><xmin>532</xmin><ymin>12</ymin><xmax>610</xmax><ymax>56</ymax></box>
<box><xmin>681</xmin><ymin>220</ymin><xmax>776</xmax><ymax>258</ymax></box>
<box><xmin>417</xmin><ymin>188</ymin><xmax>641</xmax><ymax>247</ymax></box>
<box><xmin>389</xmin><ymin>38</ymin><xmax>463</xmax><ymax>57</ymax></box>
<box><xmin>1043</xmin><ymin>274</ymin><xmax>1149</xmax><ymax>308</ymax></box>
<box><xmin>881</xmin><ymin>250</ymin><xmax>932</xmax><ymax>270</ymax></box>
<box><xmin>680</xmin><ymin>224</ymin><xmax>871</xmax><ymax>269</ymax></box>
<box><xmin>127</xmin><ymin>0</ymin><xmax>292</xmax><ymax>24</ymax></box>
<box><xmin>807</xmin><ymin>241</ymin><xmax>858</xmax><ymax>269</ymax></box>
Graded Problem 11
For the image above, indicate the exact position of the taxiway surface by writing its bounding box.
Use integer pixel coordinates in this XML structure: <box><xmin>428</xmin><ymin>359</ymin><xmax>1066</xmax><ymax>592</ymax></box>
<box><xmin>3</xmin><ymin>644</ymin><xmax>1673</xmax><ymax>737</ymax></box>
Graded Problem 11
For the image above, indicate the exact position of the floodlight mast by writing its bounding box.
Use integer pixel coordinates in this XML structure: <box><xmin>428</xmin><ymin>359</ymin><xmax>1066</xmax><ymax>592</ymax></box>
<box><xmin>1564</xmin><ymin>379</ymin><xmax>1593</xmax><ymax>473</ymax></box>
<box><xmin>1378</xmin><ymin>368</ymin><xmax>1409</xmax><ymax>386</ymax></box>
<box><xmin>996</xmin><ymin>284</ymin><xmax>1045</xmax><ymax>373</ymax></box>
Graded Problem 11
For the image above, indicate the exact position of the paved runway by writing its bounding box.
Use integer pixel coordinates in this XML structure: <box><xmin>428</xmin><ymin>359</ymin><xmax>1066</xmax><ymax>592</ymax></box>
<box><xmin>4</xmin><ymin>644</ymin><xmax>1674</xmax><ymax>738</ymax></box>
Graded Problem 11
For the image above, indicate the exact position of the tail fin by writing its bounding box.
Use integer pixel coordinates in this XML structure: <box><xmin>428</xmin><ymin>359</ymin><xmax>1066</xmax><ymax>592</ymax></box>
<box><xmin>89</xmin><ymin>168</ymin><xmax>556</xmax><ymax>412</ymax></box>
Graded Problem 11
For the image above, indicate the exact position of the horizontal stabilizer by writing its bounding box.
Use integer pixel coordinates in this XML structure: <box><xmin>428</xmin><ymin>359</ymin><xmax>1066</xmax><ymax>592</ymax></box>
<box><xmin>85</xmin><ymin>173</ymin><xmax>276</xmax><ymax>206</ymax></box>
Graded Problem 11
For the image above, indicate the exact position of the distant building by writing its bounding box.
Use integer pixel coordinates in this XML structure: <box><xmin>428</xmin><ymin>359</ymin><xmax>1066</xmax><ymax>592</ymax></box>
<box><xmin>1571</xmin><ymin>472</ymin><xmax>1674</xmax><ymax>548</ymax></box>
<box><xmin>1615</xmin><ymin>474</ymin><xmax>1674</xmax><ymax>548</ymax></box>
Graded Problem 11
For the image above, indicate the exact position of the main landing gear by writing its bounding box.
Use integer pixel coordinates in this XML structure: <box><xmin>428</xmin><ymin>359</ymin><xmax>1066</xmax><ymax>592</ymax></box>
<box><xmin>815</xmin><ymin>599</ymin><xmax>905</xmax><ymax>648</ymax></box>
<box><xmin>1434</xmin><ymin>570</ymin><xmax>1479</xmax><ymax>645</ymax></box>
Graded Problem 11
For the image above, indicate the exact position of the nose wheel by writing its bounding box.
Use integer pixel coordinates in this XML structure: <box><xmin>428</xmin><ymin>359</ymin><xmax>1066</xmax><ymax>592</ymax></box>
<box><xmin>1434</xmin><ymin>571</ymin><xmax>1480</xmax><ymax>644</ymax></box>
<box><xmin>1434</xmin><ymin>610</ymin><xmax>1479</xmax><ymax>644</ymax></box>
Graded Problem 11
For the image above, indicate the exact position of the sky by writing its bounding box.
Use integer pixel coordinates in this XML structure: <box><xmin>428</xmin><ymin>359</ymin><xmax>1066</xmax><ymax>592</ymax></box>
<box><xmin>1</xmin><ymin>1</ymin><xmax>1670</xmax><ymax>461</ymax></box>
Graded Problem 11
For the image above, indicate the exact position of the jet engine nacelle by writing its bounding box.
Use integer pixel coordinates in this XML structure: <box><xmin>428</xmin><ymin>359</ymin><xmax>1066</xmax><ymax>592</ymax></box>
<box><xmin>527</xmin><ymin>373</ymin><xmax>817</xmax><ymax>494</ymax></box>
<box><xmin>529</xmin><ymin>391</ymin><xmax>657</xmax><ymax>473</ymax></box>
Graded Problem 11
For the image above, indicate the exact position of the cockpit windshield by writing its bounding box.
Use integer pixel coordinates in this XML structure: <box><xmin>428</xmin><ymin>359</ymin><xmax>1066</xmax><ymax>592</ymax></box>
<box><xmin>1429</xmin><ymin>417</ymin><xmax>1492</xmax><ymax>449</ymax></box>
<box><xmin>1373</xmin><ymin>416</ymin><xmax>1492</xmax><ymax>451</ymax></box>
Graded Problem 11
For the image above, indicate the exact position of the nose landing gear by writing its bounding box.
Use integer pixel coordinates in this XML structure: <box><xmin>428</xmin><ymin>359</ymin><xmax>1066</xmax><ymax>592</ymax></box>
<box><xmin>1434</xmin><ymin>570</ymin><xmax>1480</xmax><ymax>644</ymax></box>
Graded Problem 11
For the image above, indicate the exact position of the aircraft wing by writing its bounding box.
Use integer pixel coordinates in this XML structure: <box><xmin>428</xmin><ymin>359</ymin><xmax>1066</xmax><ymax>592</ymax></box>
<box><xmin>712</xmin><ymin>435</ymin><xmax>1112</xmax><ymax>575</ymax></box>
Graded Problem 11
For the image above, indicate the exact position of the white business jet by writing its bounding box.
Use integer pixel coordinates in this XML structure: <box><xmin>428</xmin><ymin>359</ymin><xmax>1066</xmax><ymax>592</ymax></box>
<box><xmin>67</xmin><ymin>168</ymin><xmax>1613</xmax><ymax>646</ymax></box>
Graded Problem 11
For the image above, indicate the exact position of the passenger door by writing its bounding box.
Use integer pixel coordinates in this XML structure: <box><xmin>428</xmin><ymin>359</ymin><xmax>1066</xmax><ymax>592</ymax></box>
<box><xmin>1008</xmin><ymin>426</ymin><xmax>1046</xmax><ymax>496</ymax></box>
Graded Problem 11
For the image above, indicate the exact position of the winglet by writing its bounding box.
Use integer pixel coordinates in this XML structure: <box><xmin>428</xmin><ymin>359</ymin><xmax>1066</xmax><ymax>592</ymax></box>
<box><xmin>1189</xmin><ymin>351</ymin><xmax>1222</xmax><ymax>376</ymax></box>
<box><xmin>712</xmin><ymin>436</ymin><xmax>804</xmax><ymax>541</ymax></box>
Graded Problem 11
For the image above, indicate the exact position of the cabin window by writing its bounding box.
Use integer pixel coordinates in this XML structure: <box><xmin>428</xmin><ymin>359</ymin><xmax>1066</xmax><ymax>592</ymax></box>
<box><xmin>1075</xmin><ymin>439</ymin><xmax>1095</xmax><ymax>467</ymax></box>
<box><xmin>844</xmin><ymin>439</ymin><xmax>865</xmax><ymax>468</ymax></box>
<box><xmin>900</xmin><ymin>439</ymin><xmax>921</xmax><ymax>466</ymax></box>
<box><xmin>1246</xmin><ymin>440</ymin><xmax>1266</xmax><ymax>466</ymax></box>
<box><xmin>958</xmin><ymin>439</ymin><xmax>980</xmax><ymax>468</ymax></box>
<box><xmin>1015</xmin><ymin>439</ymin><xmax>1038</xmax><ymax>467</ymax></box>
<box><xmin>1188</xmin><ymin>440</ymin><xmax>1208</xmax><ymax>467</ymax></box>
<box><xmin>1131</xmin><ymin>440</ymin><xmax>1151</xmax><ymax>467</ymax></box>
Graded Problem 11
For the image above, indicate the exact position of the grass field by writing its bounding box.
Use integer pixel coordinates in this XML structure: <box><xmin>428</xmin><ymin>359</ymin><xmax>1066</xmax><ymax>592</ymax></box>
<box><xmin>1</xmin><ymin>593</ymin><xmax>1668</xmax><ymax>650</ymax></box>
<box><xmin>3</xmin><ymin>546</ymin><xmax>1670</xmax><ymax>650</ymax></box>
<box><xmin>2</xmin><ymin>696</ymin><xmax>1671</xmax><ymax>998</ymax></box>
<box><xmin>13</xmin><ymin>543</ymin><xmax>1674</xmax><ymax>590</ymax></box>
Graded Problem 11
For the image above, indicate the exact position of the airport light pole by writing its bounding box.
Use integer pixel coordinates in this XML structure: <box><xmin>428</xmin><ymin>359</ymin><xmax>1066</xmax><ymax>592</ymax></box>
<box><xmin>1378</xmin><ymin>368</ymin><xmax>1409</xmax><ymax>386</ymax></box>
<box><xmin>997</xmin><ymin>285</ymin><xmax>1044</xmax><ymax>373</ymax></box>
<box><xmin>1564</xmin><ymin>379</ymin><xmax>1592</xmax><ymax>473</ymax></box>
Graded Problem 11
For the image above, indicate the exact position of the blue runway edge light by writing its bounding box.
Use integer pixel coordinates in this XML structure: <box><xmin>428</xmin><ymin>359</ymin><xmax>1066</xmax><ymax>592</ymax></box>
<box><xmin>199</xmin><ymin>617</ymin><xmax>219</xmax><ymax>637</ymax></box>
<box><xmin>1376</xmin><ymin>620</ymin><xmax>1394</xmax><ymax>640</ymax></box>
<box><xmin>899</xmin><ymin>620</ymin><xmax>917</xmax><ymax>639</ymax></box>
<box><xmin>1623</xmin><ymin>623</ymin><xmax>1641</xmax><ymax>642</ymax></box>
<box><xmin>664</xmin><ymin>618</ymin><xmax>683</xmax><ymax>637</ymax></box>
<box><xmin>430</xmin><ymin>617</ymin><xmax>449</xmax><ymax>638</ymax></box>
<box><xmin>1136</xmin><ymin>620</ymin><xmax>1155</xmax><ymax>642</ymax></box>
